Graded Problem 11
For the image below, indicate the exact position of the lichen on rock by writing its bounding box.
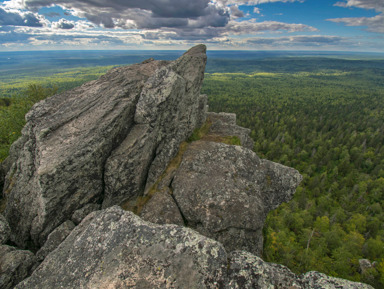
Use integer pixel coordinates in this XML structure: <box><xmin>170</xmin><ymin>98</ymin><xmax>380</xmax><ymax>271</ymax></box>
<box><xmin>16</xmin><ymin>207</ymin><xmax>373</xmax><ymax>289</ymax></box>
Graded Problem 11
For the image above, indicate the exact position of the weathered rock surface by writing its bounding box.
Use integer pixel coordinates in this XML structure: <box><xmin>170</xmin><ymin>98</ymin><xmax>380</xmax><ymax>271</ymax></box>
<box><xmin>140</xmin><ymin>189</ymin><xmax>184</xmax><ymax>226</ymax></box>
<box><xmin>301</xmin><ymin>271</ymin><xmax>373</xmax><ymax>288</ymax></box>
<box><xmin>359</xmin><ymin>259</ymin><xmax>373</xmax><ymax>273</ymax></box>
<box><xmin>16</xmin><ymin>206</ymin><xmax>228</xmax><ymax>288</ymax></box>
<box><xmin>0</xmin><ymin>245</ymin><xmax>37</xmax><ymax>289</ymax></box>
<box><xmin>0</xmin><ymin>214</ymin><xmax>10</xmax><ymax>244</ymax></box>
<box><xmin>206</xmin><ymin>112</ymin><xmax>254</xmax><ymax>150</ymax></box>
<box><xmin>71</xmin><ymin>203</ymin><xmax>100</xmax><ymax>225</ymax></box>
<box><xmin>3</xmin><ymin>44</ymin><xmax>207</xmax><ymax>249</ymax></box>
<box><xmin>103</xmin><ymin>45</ymin><xmax>207</xmax><ymax>208</ymax></box>
<box><xmin>16</xmin><ymin>207</ymin><xmax>373</xmax><ymax>289</ymax></box>
<box><xmin>140</xmin><ymin>113</ymin><xmax>302</xmax><ymax>256</ymax></box>
<box><xmin>36</xmin><ymin>220</ymin><xmax>75</xmax><ymax>261</ymax></box>
<box><xmin>173</xmin><ymin>141</ymin><xmax>301</xmax><ymax>255</ymax></box>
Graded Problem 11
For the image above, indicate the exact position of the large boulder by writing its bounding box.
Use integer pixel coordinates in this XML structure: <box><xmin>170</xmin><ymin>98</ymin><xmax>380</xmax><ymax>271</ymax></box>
<box><xmin>171</xmin><ymin>140</ymin><xmax>301</xmax><ymax>256</ymax></box>
<box><xmin>0</xmin><ymin>245</ymin><xmax>37</xmax><ymax>289</ymax></box>
<box><xmin>3</xmin><ymin>45</ymin><xmax>207</xmax><ymax>249</ymax></box>
<box><xmin>16</xmin><ymin>206</ymin><xmax>372</xmax><ymax>289</ymax></box>
<box><xmin>16</xmin><ymin>206</ymin><xmax>228</xmax><ymax>288</ymax></box>
<box><xmin>140</xmin><ymin>112</ymin><xmax>302</xmax><ymax>255</ymax></box>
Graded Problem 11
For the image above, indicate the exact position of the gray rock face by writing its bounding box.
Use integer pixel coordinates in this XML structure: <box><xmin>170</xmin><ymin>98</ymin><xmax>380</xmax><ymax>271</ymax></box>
<box><xmin>0</xmin><ymin>163</ymin><xmax>4</xmax><ymax>196</ymax></box>
<box><xmin>140</xmin><ymin>113</ymin><xmax>301</xmax><ymax>256</ymax></box>
<box><xmin>71</xmin><ymin>203</ymin><xmax>100</xmax><ymax>225</ymax></box>
<box><xmin>16</xmin><ymin>207</ymin><xmax>372</xmax><ymax>289</ymax></box>
<box><xmin>171</xmin><ymin>140</ymin><xmax>302</xmax><ymax>255</ymax></box>
<box><xmin>140</xmin><ymin>190</ymin><xmax>184</xmax><ymax>226</ymax></box>
<box><xmin>3</xmin><ymin>45</ymin><xmax>207</xmax><ymax>249</ymax></box>
<box><xmin>0</xmin><ymin>214</ymin><xmax>10</xmax><ymax>244</ymax></box>
<box><xmin>0</xmin><ymin>245</ymin><xmax>37</xmax><ymax>289</ymax></box>
<box><xmin>359</xmin><ymin>259</ymin><xmax>373</xmax><ymax>273</ymax></box>
<box><xmin>16</xmin><ymin>206</ymin><xmax>228</xmax><ymax>289</ymax></box>
<box><xmin>36</xmin><ymin>220</ymin><xmax>75</xmax><ymax>261</ymax></box>
<box><xmin>103</xmin><ymin>45</ymin><xmax>207</xmax><ymax>208</ymax></box>
<box><xmin>301</xmin><ymin>271</ymin><xmax>373</xmax><ymax>289</ymax></box>
<box><xmin>206</xmin><ymin>112</ymin><xmax>254</xmax><ymax>150</ymax></box>
<box><xmin>227</xmin><ymin>251</ymin><xmax>302</xmax><ymax>288</ymax></box>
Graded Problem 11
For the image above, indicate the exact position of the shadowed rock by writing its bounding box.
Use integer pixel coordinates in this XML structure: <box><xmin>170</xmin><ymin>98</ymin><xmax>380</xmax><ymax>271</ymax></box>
<box><xmin>35</xmin><ymin>220</ymin><xmax>75</xmax><ymax>261</ymax></box>
<box><xmin>0</xmin><ymin>245</ymin><xmax>37</xmax><ymax>289</ymax></box>
<box><xmin>140</xmin><ymin>189</ymin><xmax>184</xmax><ymax>226</ymax></box>
<box><xmin>71</xmin><ymin>203</ymin><xmax>101</xmax><ymax>225</ymax></box>
<box><xmin>206</xmin><ymin>112</ymin><xmax>254</xmax><ymax>150</ymax></box>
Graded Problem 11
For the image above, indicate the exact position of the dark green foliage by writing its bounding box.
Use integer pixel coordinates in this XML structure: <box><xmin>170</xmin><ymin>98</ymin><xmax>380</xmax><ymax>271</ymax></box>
<box><xmin>222</xmin><ymin>135</ymin><xmax>241</xmax><ymax>146</ymax></box>
<box><xmin>202</xmin><ymin>63</ymin><xmax>384</xmax><ymax>287</ymax></box>
<box><xmin>187</xmin><ymin>120</ymin><xmax>212</xmax><ymax>142</ymax></box>
<box><xmin>0</xmin><ymin>84</ymin><xmax>58</xmax><ymax>161</ymax></box>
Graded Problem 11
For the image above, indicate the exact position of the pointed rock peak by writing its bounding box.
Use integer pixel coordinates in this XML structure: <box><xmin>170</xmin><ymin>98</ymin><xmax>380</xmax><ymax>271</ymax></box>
<box><xmin>2</xmin><ymin>45</ymin><xmax>208</xmax><ymax>249</ymax></box>
<box><xmin>182</xmin><ymin>44</ymin><xmax>207</xmax><ymax>56</ymax></box>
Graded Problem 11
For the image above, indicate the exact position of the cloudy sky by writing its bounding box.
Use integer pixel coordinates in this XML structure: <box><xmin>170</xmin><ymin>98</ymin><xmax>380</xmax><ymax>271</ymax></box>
<box><xmin>0</xmin><ymin>0</ymin><xmax>383</xmax><ymax>51</ymax></box>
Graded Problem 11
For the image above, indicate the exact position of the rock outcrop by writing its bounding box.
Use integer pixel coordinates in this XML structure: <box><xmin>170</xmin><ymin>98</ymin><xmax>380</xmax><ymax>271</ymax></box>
<box><xmin>0</xmin><ymin>245</ymin><xmax>37</xmax><ymax>289</ymax></box>
<box><xmin>140</xmin><ymin>112</ymin><xmax>302</xmax><ymax>255</ymax></box>
<box><xmin>35</xmin><ymin>220</ymin><xmax>75</xmax><ymax>261</ymax></box>
<box><xmin>1</xmin><ymin>45</ymin><xmax>373</xmax><ymax>288</ymax></box>
<box><xmin>16</xmin><ymin>207</ymin><xmax>372</xmax><ymax>289</ymax></box>
<box><xmin>3</xmin><ymin>45</ymin><xmax>207</xmax><ymax>249</ymax></box>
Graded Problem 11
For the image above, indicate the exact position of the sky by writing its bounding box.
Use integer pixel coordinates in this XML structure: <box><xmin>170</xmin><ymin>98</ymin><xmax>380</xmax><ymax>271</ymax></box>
<box><xmin>0</xmin><ymin>0</ymin><xmax>383</xmax><ymax>52</ymax></box>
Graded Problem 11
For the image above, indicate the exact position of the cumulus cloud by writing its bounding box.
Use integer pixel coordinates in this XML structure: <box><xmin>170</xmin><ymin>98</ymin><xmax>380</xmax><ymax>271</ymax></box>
<box><xmin>21</xmin><ymin>0</ymin><xmax>232</xmax><ymax>31</ymax></box>
<box><xmin>334</xmin><ymin>0</ymin><xmax>384</xmax><ymax>12</ymax></box>
<box><xmin>11</xmin><ymin>0</ymin><xmax>314</xmax><ymax>40</ymax></box>
<box><xmin>0</xmin><ymin>0</ymin><xmax>323</xmax><ymax>49</ymax></box>
<box><xmin>230</xmin><ymin>5</ymin><xmax>244</xmax><ymax>18</ymax></box>
<box><xmin>216</xmin><ymin>0</ymin><xmax>303</xmax><ymax>4</ymax></box>
<box><xmin>52</xmin><ymin>18</ymin><xmax>75</xmax><ymax>30</ymax></box>
<box><xmin>0</xmin><ymin>7</ymin><xmax>44</xmax><ymax>27</ymax></box>
<box><xmin>224</xmin><ymin>20</ymin><xmax>317</xmax><ymax>35</ymax></box>
<box><xmin>244</xmin><ymin>35</ymin><xmax>348</xmax><ymax>47</ymax></box>
<box><xmin>24</xmin><ymin>0</ymin><xmax>216</xmax><ymax>19</ymax></box>
<box><xmin>141</xmin><ymin>20</ymin><xmax>316</xmax><ymax>41</ymax></box>
<box><xmin>329</xmin><ymin>15</ymin><xmax>384</xmax><ymax>33</ymax></box>
<box><xmin>330</xmin><ymin>0</ymin><xmax>384</xmax><ymax>33</ymax></box>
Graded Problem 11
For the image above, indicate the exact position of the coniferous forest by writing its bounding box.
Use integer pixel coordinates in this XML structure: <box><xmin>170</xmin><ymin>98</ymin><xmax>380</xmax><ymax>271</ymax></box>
<box><xmin>202</xmin><ymin>58</ymin><xmax>384</xmax><ymax>288</ymax></box>
<box><xmin>1</xmin><ymin>54</ymin><xmax>384</xmax><ymax>287</ymax></box>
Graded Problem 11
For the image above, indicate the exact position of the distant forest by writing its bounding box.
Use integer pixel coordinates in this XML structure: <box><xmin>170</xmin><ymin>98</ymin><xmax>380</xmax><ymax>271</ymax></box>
<box><xmin>203</xmin><ymin>58</ymin><xmax>384</xmax><ymax>288</ymax></box>
<box><xmin>1</xmin><ymin>53</ymin><xmax>384</xmax><ymax>287</ymax></box>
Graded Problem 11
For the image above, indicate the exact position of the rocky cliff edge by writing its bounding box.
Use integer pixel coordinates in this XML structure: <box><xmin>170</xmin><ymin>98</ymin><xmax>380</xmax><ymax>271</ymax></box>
<box><xmin>0</xmin><ymin>45</ymin><xmax>372</xmax><ymax>288</ymax></box>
